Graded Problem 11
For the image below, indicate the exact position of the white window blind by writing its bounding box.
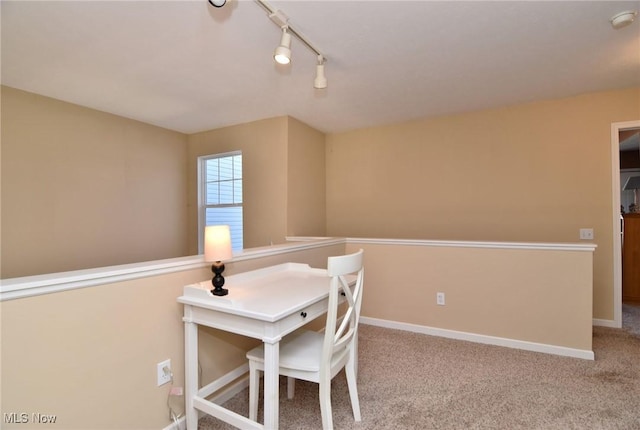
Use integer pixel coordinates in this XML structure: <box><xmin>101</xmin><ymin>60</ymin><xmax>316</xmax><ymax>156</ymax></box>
<box><xmin>200</xmin><ymin>152</ymin><xmax>243</xmax><ymax>251</ymax></box>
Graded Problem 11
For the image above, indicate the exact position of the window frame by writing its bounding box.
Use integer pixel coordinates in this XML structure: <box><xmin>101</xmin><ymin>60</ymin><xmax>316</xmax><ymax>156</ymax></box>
<box><xmin>197</xmin><ymin>150</ymin><xmax>243</xmax><ymax>254</ymax></box>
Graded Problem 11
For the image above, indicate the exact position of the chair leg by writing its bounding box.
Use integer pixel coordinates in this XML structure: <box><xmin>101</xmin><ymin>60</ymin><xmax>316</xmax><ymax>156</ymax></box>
<box><xmin>319</xmin><ymin>378</ymin><xmax>333</xmax><ymax>430</ymax></box>
<box><xmin>345</xmin><ymin>360</ymin><xmax>361</xmax><ymax>421</ymax></box>
<box><xmin>287</xmin><ymin>376</ymin><xmax>295</xmax><ymax>399</ymax></box>
<box><xmin>248</xmin><ymin>363</ymin><xmax>261</xmax><ymax>422</ymax></box>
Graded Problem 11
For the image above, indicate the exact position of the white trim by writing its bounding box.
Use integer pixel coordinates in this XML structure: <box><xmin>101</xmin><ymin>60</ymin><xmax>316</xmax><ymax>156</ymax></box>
<box><xmin>348</xmin><ymin>237</ymin><xmax>597</xmax><ymax>252</ymax></box>
<box><xmin>198</xmin><ymin>363</ymin><xmax>248</xmax><ymax>399</ymax></box>
<box><xmin>160</xmin><ymin>375</ymin><xmax>249</xmax><ymax>430</ymax></box>
<box><xmin>611</xmin><ymin>123</ymin><xmax>622</xmax><ymax>328</ymax></box>
<box><xmin>198</xmin><ymin>151</ymin><xmax>244</xmax><ymax>254</ymax></box>
<box><xmin>0</xmin><ymin>256</ymin><xmax>208</xmax><ymax>301</ymax></box>
<box><xmin>1</xmin><ymin>236</ymin><xmax>595</xmax><ymax>301</ymax></box>
<box><xmin>162</xmin><ymin>416</ymin><xmax>186</xmax><ymax>430</ymax></box>
<box><xmin>611</xmin><ymin>120</ymin><xmax>640</xmax><ymax>329</ymax></box>
<box><xmin>231</xmin><ymin>237</ymin><xmax>344</xmax><ymax>262</ymax></box>
<box><xmin>0</xmin><ymin>238</ymin><xmax>345</xmax><ymax>301</ymax></box>
<box><xmin>285</xmin><ymin>236</ymin><xmax>335</xmax><ymax>242</ymax></box>
<box><xmin>162</xmin><ymin>315</ymin><xmax>598</xmax><ymax>430</ymax></box>
<box><xmin>593</xmin><ymin>318</ymin><xmax>618</xmax><ymax>328</ymax></box>
<box><xmin>361</xmin><ymin>316</ymin><xmax>595</xmax><ymax>360</ymax></box>
<box><xmin>197</xmin><ymin>155</ymin><xmax>205</xmax><ymax>256</ymax></box>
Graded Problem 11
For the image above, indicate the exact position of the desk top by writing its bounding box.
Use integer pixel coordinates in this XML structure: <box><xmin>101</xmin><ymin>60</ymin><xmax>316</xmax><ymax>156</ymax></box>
<box><xmin>178</xmin><ymin>263</ymin><xmax>332</xmax><ymax>322</ymax></box>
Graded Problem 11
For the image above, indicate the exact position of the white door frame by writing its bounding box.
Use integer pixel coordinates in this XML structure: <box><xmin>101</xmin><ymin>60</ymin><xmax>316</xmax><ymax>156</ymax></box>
<box><xmin>610</xmin><ymin>120</ymin><xmax>640</xmax><ymax>328</ymax></box>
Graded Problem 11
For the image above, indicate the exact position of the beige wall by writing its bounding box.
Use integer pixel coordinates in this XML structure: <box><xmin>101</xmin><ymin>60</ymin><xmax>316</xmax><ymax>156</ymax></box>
<box><xmin>187</xmin><ymin>117</ymin><xmax>289</xmax><ymax>252</ymax></box>
<box><xmin>3</xmin><ymin>86</ymin><xmax>638</xmax><ymax>319</ymax></box>
<box><xmin>1</xmin><ymin>240</ymin><xmax>592</xmax><ymax>429</ymax></box>
<box><xmin>1</xmin><ymin>91</ymin><xmax>328</xmax><ymax>278</ymax></box>
<box><xmin>1</xmin><ymin>76</ymin><xmax>616</xmax><ymax>430</ymax></box>
<box><xmin>1</xmin><ymin>86</ymin><xmax>189</xmax><ymax>278</ymax></box>
<box><xmin>328</xmin><ymin>87</ymin><xmax>640</xmax><ymax>321</ymax></box>
<box><xmin>348</xmin><ymin>242</ymin><xmax>593</xmax><ymax>351</ymax></box>
<box><xmin>186</xmin><ymin>116</ymin><xmax>327</xmax><ymax>254</ymax></box>
<box><xmin>286</xmin><ymin>117</ymin><xmax>326</xmax><ymax>237</ymax></box>
<box><xmin>0</xmin><ymin>244</ymin><xmax>344</xmax><ymax>430</ymax></box>
<box><xmin>1</xmin><ymin>267</ymin><xmax>209</xmax><ymax>430</ymax></box>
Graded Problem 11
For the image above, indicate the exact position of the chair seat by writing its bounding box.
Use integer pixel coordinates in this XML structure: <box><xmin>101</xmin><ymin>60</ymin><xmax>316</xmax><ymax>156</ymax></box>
<box><xmin>247</xmin><ymin>330</ymin><xmax>323</xmax><ymax>372</ymax></box>
<box><xmin>245</xmin><ymin>249</ymin><xmax>364</xmax><ymax>429</ymax></box>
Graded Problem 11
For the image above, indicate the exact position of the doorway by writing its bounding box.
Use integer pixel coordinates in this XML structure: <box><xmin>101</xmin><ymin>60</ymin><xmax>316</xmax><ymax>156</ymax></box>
<box><xmin>611</xmin><ymin>121</ymin><xmax>640</xmax><ymax>328</ymax></box>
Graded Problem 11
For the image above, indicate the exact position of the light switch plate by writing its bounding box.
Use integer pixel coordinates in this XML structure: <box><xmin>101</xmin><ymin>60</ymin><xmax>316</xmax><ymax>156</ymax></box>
<box><xmin>579</xmin><ymin>228</ymin><xmax>594</xmax><ymax>240</ymax></box>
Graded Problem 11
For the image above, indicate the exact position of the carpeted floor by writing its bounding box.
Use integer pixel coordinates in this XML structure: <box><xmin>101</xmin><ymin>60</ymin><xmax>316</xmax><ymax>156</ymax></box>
<box><xmin>199</xmin><ymin>304</ymin><xmax>640</xmax><ymax>430</ymax></box>
<box><xmin>622</xmin><ymin>302</ymin><xmax>640</xmax><ymax>336</ymax></box>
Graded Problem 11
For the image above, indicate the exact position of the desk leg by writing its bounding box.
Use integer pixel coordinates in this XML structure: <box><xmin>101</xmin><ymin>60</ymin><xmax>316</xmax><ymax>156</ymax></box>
<box><xmin>262</xmin><ymin>339</ymin><xmax>280</xmax><ymax>430</ymax></box>
<box><xmin>185</xmin><ymin>320</ymin><xmax>199</xmax><ymax>430</ymax></box>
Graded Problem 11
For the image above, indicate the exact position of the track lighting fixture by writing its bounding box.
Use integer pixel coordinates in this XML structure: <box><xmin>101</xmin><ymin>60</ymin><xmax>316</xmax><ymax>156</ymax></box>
<box><xmin>256</xmin><ymin>0</ymin><xmax>328</xmax><ymax>89</ymax></box>
<box><xmin>273</xmin><ymin>27</ymin><xmax>292</xmax><ymax>65</ymax></box>
<box><xmin>207</xmin><ymin>0</ymin><xmax>328</xmax><ymax>89</ymax></box>
<box><xmin>314</xmin><ymin>55</ymin><xmax>327</xmax><ymax>89</ymax></box>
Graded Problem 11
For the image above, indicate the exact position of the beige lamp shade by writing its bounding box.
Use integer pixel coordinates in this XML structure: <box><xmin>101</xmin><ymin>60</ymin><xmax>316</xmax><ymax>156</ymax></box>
<box><xmin>204</xmin><ymin>225</ymin><xmax>233</xmax><ymax>262</ymax></box>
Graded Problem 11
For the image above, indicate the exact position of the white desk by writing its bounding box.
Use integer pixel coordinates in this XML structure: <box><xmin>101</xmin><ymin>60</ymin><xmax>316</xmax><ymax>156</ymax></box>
<box><xmin>178</xmin><ymin>263</ymin><xmax>336</xmax><ymax>430</ymax></box>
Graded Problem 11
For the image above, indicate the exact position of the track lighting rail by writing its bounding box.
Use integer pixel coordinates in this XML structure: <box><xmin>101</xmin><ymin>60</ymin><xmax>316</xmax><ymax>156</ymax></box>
<box><xmin>208</xmin><ymin>0</ymin><xmax>327</xmax><ymax>89</ymax></box>
<box><xmin>254</xmin><ymin>0</ymin><xmax>326</xmax><ymax>61</ymax></box>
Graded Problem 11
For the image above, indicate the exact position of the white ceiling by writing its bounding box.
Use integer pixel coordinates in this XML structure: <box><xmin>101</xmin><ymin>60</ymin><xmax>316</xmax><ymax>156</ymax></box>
<box><xmin>2</xmin><ymin>0</ymin><xmax>639</xmax><ymax>134</ymax></box>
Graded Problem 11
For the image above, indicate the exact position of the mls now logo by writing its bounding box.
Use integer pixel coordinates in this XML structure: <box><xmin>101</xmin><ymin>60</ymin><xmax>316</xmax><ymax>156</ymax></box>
<box><xmin>4</xmin><ymin>413</ymin><xmax>29</xmax><ymax>423</ymax></box>
<box><xmin>4</xmin><ymin>412</ymin><xmax>57</xmax><ymax>424</ymax></box>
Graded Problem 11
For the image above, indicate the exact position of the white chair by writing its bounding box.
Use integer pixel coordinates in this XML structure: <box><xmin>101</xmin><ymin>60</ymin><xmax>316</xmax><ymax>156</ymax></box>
<box><xmin>246</xmin><ymin>249</ymin><xmax>365</xmax><ymax>430</ymax></box>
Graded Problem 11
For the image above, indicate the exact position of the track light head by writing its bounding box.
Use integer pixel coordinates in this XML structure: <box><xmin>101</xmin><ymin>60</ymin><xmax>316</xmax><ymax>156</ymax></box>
<box><xmin>208</xmin><ymin>0</ymin><xmax>226</xmax><ymax>8</ymax></box>
<box><xmin>274</xmin><ymin>28</ymin><xmax>292</xmax><ymax>65</ymax></box>
<box><xmin>314</xmin><ymin>56</ymin><xmax>327</xmax><ymax>89</ymax></box>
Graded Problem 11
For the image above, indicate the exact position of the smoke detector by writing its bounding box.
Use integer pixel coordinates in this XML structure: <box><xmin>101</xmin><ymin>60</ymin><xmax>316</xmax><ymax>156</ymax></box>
<box><xmin>610</xmin><ymin>10</ymin><xmax>637</xmax><ymax>29</ymax></box>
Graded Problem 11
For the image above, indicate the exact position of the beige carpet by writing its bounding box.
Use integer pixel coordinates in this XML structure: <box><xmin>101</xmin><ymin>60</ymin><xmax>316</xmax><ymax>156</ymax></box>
<box><xmin>200</xmin><ymin>306</ymin><xmax>640</xmax><ymax>430</ymax></box>
<box><xmin>622</xmin><ymin>302</ymin><xmax>640</xmax><ymax>336</ymax></box>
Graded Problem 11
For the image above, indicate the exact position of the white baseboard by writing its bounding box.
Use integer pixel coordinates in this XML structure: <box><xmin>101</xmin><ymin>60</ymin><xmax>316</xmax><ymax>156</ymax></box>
<box><xmin>162</xmin><ymin>416</ymin><xmax>185</xmax><ymax>430</ymax></box>
<box><xmin>360</xmin><ymin>316</ymin><xmax>595</xmax><ymax>360</ymax></box>
<box><xmin>593</xmin><ymin>318</ymin><xmax>619</xmax><ymax>328</ymax></box>
<box><xmin>161</xmin><ymin>377</ymin><xmax>249</xmax><ymax>430</ymax></box>
<box><xmin>162</xmin><ymin>317</ymin><xmax>596</xmax><ymax>430</ymax></box>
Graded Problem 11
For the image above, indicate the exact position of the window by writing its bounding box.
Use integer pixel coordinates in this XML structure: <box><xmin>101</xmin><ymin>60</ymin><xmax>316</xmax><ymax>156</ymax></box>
<box><xmin>199</xmin><ymin>152</ymin><xmax>243</xmax><ymax>252</ymax></box>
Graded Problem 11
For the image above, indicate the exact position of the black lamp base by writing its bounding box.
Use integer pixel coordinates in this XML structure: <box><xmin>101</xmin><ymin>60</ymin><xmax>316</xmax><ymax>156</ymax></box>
<box><xmin>210</xmin><ymin>261</ymin><xmax>228</xmax><ymax>296</ymax></box>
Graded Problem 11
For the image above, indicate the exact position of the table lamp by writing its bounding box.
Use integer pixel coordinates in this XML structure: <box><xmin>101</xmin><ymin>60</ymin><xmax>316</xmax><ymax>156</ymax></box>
<box><xmin>624</xmin><ymin>176</ymin><xmax>640</xmax><ymax>213</ymax></box>
<box><xmin>204</xmin><ymin>225</ymin><xmax>233</xmax><ymax>296</ymax></box>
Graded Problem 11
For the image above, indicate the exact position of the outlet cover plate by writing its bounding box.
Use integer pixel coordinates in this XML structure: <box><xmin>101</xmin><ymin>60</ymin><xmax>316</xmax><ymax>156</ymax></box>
<box><xmin>157</xmin><ymin>359</ymin><xmax>171</xmax><ymax>386</ymax></box>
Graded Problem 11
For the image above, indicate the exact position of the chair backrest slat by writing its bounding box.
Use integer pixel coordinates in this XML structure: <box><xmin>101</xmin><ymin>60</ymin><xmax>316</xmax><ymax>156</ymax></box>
<box><xmin>321</xmin><ymin>249</ymin><xmax>364</xmax><ymax>378</ymax></box>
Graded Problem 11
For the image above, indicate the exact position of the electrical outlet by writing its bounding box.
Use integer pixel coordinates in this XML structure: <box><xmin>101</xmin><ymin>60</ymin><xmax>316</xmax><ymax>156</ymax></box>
<box><xmin>579</xmin><ymin>228</ymin><xmax>594</xmax><ymax>240</ymax></box>
<box><xmin>436</xmin><ymin>292</ymin><xmax>445</xmax><ymax>306</ymax></box>
<box><xmin>157</xmin><ymin>359</ymin><xmax>172</xmax><ymax>386</ymax></box>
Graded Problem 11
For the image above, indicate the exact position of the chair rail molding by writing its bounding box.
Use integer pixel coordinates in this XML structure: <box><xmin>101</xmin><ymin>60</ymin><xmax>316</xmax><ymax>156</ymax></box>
<box><xmin>0</xmin><ymin>238</ymin><xmax>345</xmax><ymax>301</ymax></box>
<box><xmin>0</xmin><ymin>236</ymin><xmax>595</xmax><ymax>301</ymax></box>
